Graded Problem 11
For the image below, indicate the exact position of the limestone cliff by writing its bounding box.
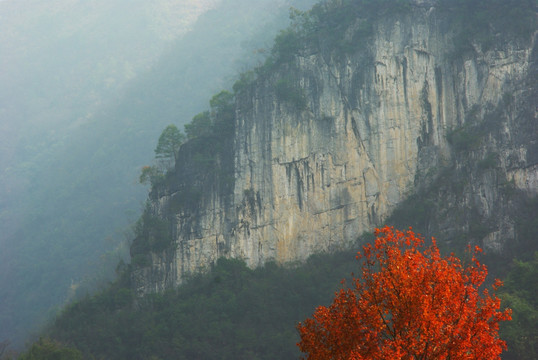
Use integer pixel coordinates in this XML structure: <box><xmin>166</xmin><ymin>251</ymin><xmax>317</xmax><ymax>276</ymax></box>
<box><xmin>131</xmin><ymin>1</ymin><xmax>538</xmax><ymax>295</ymax></box>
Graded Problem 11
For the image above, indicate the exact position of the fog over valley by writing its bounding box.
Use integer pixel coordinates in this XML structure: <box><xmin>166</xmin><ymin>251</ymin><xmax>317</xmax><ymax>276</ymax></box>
<box><xmin>0</xmin><ymin>0</ymin><xmax>317</xmax><ymax>348</ymax></box>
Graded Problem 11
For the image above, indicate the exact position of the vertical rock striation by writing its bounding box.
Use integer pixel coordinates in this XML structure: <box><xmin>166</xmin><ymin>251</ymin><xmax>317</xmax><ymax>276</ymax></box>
<box><xmin>132</xmin><ymin>3</ymin><xmax>537</xmax><ymax>295</ymax></box>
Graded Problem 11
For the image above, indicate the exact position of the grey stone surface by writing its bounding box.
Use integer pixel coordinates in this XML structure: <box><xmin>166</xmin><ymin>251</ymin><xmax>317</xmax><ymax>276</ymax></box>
<box><xmin>132</xmin><ymin>6</ymin><xmax>538</xmax><ymax>296</ymax></box>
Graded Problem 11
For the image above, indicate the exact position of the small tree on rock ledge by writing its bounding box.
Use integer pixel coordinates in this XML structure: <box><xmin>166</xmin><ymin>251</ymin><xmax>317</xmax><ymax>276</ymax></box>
<box><xmin>154</xmin><ymin>124</ymin><xmax>185</xmax><ymax>165</ymax></box>
<box><xmin>297</xmin><ymin>226</ymin><xmax>512</xmax><ymax>360</ymax></box>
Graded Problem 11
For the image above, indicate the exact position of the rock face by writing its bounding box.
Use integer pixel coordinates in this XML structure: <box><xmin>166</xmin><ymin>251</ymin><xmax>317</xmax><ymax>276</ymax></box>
<box><xmin>132</xmin><ymin>3</ymin><xmax>538</xmax><ymax>296</ymax></box>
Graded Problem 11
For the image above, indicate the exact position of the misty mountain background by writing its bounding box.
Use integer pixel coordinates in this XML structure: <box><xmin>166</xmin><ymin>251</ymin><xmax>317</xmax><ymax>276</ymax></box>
<box><xmin>0</xmin><ymin>0</ymin><xmax>318</xmax><ymax>348</ymax></box>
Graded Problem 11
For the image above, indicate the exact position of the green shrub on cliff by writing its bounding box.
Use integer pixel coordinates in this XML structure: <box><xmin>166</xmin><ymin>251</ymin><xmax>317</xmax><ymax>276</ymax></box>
<box><xmin>185</xmin><ymin>90</ymin><xmax>235</xmax><ymax>140</ymax></box>
<box><xmin>185</xmin><ymin>111</ymin><xmax>212</xmax><ymax>140</ymax></box>
<box><xmin>154</xmin><ymin>124</ymin><xmax>185</xmax><ymax>163</ymax></box>
<box><xmin>275</xmin><ymin>78</ymin><xmax>308</xmax><ymax>111</ymax></box>
<box><xmin>130</xmin><ymin>203</ymin><xmax>172</xmax><ymax>256</ymax></box>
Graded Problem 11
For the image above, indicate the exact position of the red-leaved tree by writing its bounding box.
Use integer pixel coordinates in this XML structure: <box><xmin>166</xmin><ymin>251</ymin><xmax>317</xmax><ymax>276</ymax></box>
<box><xmin>297</xmin><ymin>226</ymin><xmax>512</xmax><ymax>360</ymax></box>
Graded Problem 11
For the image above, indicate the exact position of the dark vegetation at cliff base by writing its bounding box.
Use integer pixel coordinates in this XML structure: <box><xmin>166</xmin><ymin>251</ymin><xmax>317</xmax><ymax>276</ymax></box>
<box><xmin>40</xmin><ymin>253</ymin><xmax>362</xmax><ymax>360</ymax></box>
<box><xmin>498</xmin><ymin>253</ymin><xmax>538</xmax><ymax>360</ymax></box>
<box><xmin>8</xmin><ymin>244</ymin><xmax>535</xmax><ymax>360</ymax></box>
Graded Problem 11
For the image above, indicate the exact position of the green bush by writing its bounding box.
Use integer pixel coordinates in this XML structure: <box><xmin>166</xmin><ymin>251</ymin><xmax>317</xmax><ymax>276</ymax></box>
<box><xmin>232</xmin><ymin>71</ymin><xmax>255</xmax><ymax>94</ymax></box>
<box><xmin>478</xmin><ymin>152</ymin><xmax>498</xmax><ymax>170</ymax></box>
<box><xmin>154</xmin><ymin>124</ymin><xmax>185</xmax><ymax>163</ymax></box>
<box><xmin>139</xmin><ymin>165</ymin><xmax>164</xmax><ymax>187</ymax></box>
<box><xmin>441</xmin><ymin>0</ymin><xmax>536</xmax><ymax>56</ymax></box>
<box><xmin>271</xmin><ymin>28</ymin><xmax>302</xmax><ymax>65</ymax></box>
<box><xmin>131</xmin><ymin>253</ymin><xmax>151</xmax><ymax>267</ymax></box>
<box><xmin>447</xmin><ymin>125</ymin><xmax>482</xmax><ymax>151</ymax></box>
<box><xmin>131</xmin><ymin>204</ymin><xmax>172</xmax><ymax>256</ymax></box>
<box><xmin>185</xmin><ymin>111</ymin><xmax>212</xmax><ymax>140</ymax></box>
<box><xmin>275</xmin><ymin>78</ymin><xmax>308</xmax><ymax>111</ymax></box>
<box><xmin>499</xmin><ymin>254</ymin><xmax>538</xmax><ymax>360</ymax></box>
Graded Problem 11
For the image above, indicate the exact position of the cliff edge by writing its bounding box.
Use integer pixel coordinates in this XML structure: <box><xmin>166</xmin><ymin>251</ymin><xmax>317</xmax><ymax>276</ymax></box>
<box><xmin>131</xmin><ymin>0</ymin><xmax>538</xmax><ymax>295</ymax></box>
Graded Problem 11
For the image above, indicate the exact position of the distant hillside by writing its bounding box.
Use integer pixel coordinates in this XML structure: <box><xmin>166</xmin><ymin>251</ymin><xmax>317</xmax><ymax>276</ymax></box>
<box><xmin>0</xmin><ymin>0</ymin><xmax>318</xmax><ymax>348</ymax></box>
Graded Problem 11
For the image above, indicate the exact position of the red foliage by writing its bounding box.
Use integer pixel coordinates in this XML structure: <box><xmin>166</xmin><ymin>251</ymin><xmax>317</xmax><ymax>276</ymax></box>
<box><xmin>297</xmin><ymin>226</ymin><xmax>512</xmax><ymax>360</ymax></box>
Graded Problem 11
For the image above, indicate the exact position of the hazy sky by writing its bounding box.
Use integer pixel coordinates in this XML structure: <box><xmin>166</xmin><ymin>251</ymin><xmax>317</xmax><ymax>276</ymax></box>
<box><xmin>0</xmin><ymin>0</ymin><xmax>320</xmax><ymax>349</ymax></box>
